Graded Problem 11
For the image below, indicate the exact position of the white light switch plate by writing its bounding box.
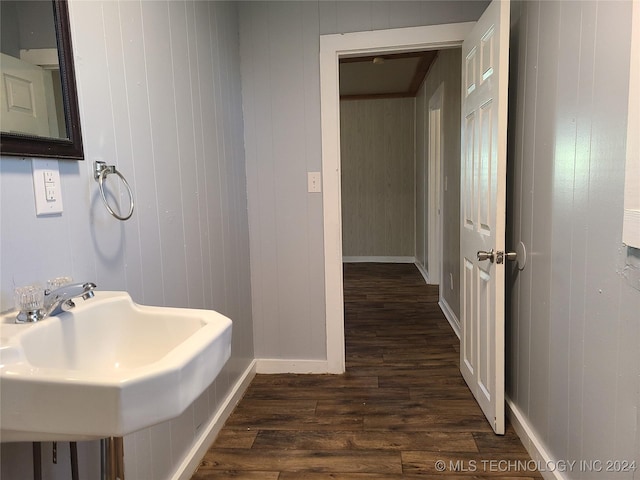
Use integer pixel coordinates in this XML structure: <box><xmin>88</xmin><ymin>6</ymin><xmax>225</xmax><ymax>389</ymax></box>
<box><xmin>308</xmin><ymin>172</ymin><xmax>321</xmax><ymax>193</ymax></box>
<box><xmin>32</xmin><ymin>159</ymin><xmax>63</xmax><ymax>216</ymax></box>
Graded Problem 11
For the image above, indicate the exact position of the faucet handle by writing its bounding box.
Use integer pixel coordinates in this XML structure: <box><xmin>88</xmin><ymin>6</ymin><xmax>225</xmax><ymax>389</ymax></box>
<box><xmin>47</xmin><ymin>276</ymin><xmax>73</xmax><ymax>290</ymax></box>
<box><xmin>14</xmin><ymin>284</ymin><xmax>45</xmax><ymax>323</ymax></box>
<box><xmin>14</xmin><ymin>284</ymin><xmax>44</xmax><ymax>310</ymax></box>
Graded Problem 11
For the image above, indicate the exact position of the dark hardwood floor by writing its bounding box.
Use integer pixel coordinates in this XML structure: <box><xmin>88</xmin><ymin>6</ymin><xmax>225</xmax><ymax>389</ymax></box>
<box><xmin>193</xmin><ymin>263</ymin><xmax>541</xmax><ymax>479</ymax></box>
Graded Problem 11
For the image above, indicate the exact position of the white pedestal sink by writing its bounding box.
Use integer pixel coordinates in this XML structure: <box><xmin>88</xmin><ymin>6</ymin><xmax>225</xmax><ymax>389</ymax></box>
<box><xmin>0</xmin><ymin>291</ymin><xmax>232</xmax><ymax>442</ymax></box>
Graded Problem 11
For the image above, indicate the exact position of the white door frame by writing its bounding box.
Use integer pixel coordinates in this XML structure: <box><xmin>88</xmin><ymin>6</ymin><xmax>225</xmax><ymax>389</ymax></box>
<box><xmin>428</xmin><ymin>83</ymin><xmax>444</xmax><ymax>286</ymax></box>
<box><xmin>320</xmin><ymin>23</ymin><xmax>475</xmax><ymax>373</ymax></box>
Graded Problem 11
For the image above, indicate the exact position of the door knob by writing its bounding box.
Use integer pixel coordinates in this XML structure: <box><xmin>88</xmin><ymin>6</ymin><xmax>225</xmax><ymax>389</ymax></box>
<box><xmin>495</xmin><ymin>250</ymin><xmax>517</xmax><ymax>264</ymax></box>
<box><xmin>477</xmin><ymin>249</ymin><xmax>495</xmax><ymax>262</ymax></box>
<box><xmin>477</xmin><ymin>250</ymin><xmax>518</xmax><ymax>264</ymax></box>
<box><xmin>504</xmin><ymin>252</ymin><xmax>518</xmax><ymax>262</ymax></box>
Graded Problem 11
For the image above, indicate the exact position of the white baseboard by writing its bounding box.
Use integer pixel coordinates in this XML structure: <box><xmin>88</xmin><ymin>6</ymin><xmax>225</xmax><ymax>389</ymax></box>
<box><xmin>343</xmin><ymin>256</ymin><xmax>416</xmax><ymax>264</ymax></box>
<box><xmin>506</xmin><ymin>397</ymin><xmax>565</xmax><ymax>480</ymax></box>
<box><xmin>415</xmin><ymin>261</ymin><xmax>459</xmax><ymax>338</ymax></box>
<box><xmin>438</xmin><ymin>297</ymin><xmax>460</xmax><ymax>339</ymax></box>
<box><xmin>256</xmin><ymin>358</ymin><xmax>330</xmax><ymax>374</ymax></box>
<box><xmin>415</xmin><ymin>261</ymin><xmax>430</xmax><ymax>284</ymax></box>
<box><xmin>172</xmin><ymin>360</ymin><xmax>257</xmax><ymax>480</ymax></box>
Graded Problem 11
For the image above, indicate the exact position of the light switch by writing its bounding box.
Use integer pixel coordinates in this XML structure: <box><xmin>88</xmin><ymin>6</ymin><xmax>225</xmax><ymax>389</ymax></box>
<box><xmin>32</xmin><ymin>159</ymin><xmax>63</xmax><ymax>215</ymax></box>
<box><xmin>308</xmin><ymin>172</ymin><xmax>321</xmax><ymax>193</ymax></box>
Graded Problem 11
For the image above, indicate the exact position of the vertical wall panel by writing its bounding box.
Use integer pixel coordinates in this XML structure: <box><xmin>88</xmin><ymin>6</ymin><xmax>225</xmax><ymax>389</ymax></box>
<box><xmin>0</xmin><ymin>2</ymin><xmax>253</xmax><ymax>479</ymax></box>
<box><xmin>74</xmin><ymin>1</ymin><xmax>129</xmax><ymax>294</ymax></box>
<box><xmin>168</xmin><ymin>0</ymin><xmax>205</xmax><ymax>309</ymax></box>
<box><xmin>189</xmin><ymin>1</ymin><xmax>214</xmax><ymax>311</ymax></box>
<box><xmin>141</xmin><ymin>1</ymin><xmax>190</xmax><ymax>308</ymax></box>
<box><xmin>301</xmin><ymin>1</ymin><xmax>327</xmax><ymax>347</ymax></box>
<box><xmin>527</xmin><ymin>0</ymin><xmax>558</xmax><ymax>440</ymax></box>
<box><xmin>120</xmin><ymin>1</ymin><xmax>166</xmax><ymax>306</ymax></box>
<box><xmin>240</xmin><ymin>2</ymin><xmax>279</xmax><ymax>358</ymax></box>
<box><xmin>340</xmin><ymin>98</ymin><xmax>415</xmax><ymax>257</ymax></box>
<box><xmin>241</xmin><ymin>1</ymin><xmax>332</xmax><ymax>360</ymax></box>
<box><xmin>335</xmin><ymin>2</ymin><xmax>374</xmax><ymax>34</ymax></box>
<box><xmin>415</xmin><ymin>49</ymin><xmax>462</xmax><ymax>318</ymax></box>
<box><xmin>581</xmin><ymin>1</ymin><xmax>635</xmax><ymax>469</ymax></box>
<box><xmin>270</xmin><ymin>2</ymin><xmax>320</xmax><ymax>357</ymax></box>
<box><xmin>441</xmin><ymin>48</ymin><xmax>462</xmax><ymax>317</ymax></box>
<box><xmin>415</xmin><ymin>80</ymin><xmax>428</xmax><ymax>269</ymax></box>
<box><xmin>508</xmin><ymin>1</ymin><xmax>639</xmax><ymax>477</ymax></box>
<box><xmin>100</xmin><ymin>1</ymin><xmax>145</xmax><ymax>301</ymax></box>
<box><xmin>515</xmin><ymin>0</ymin><xmax>538</xmax><ymax>417</ymax></box>
<box><xmin>547</xmin><ymin>0</ymin><xmax>580</xmax><ymax>461</ymax></box>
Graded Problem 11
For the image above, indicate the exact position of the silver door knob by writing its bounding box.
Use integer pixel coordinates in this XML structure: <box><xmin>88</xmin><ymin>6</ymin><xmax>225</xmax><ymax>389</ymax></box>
<box><xmin>495</xmin><ymin>250</ymin><xmax>517</xmax><ymax>264</ymax></box>
<box><xmin>477</xmin><ymin>250</ymin><xmax>518</xmax><ymax>264</ymax></box>
<box><xmin>504</xmin><ymin>252</ymin><xmax>518</xmax><ymax>262</ymax></box>
<box><xmin>477</xmin><ymin>249</ymin><xmax>495</xmax><ymax>262</ymax></box>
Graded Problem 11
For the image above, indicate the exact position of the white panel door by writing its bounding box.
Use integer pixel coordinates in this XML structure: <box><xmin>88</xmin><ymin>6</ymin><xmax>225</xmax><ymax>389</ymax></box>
<box><xmin>0</xmin><ymin>53</ymin><xmax>51</xmax><ymax>137</ymax></box>
<box><xmin>459</xmin><ymin>0</ymin><xmax>510</xmax><ymax>435</ymax></box>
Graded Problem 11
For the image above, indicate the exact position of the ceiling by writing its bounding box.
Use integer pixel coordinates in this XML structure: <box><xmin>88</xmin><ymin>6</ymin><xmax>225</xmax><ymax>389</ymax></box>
<box><xmin>339</xmin><ymin>51</ymin><xmax>438</xmax><ymax>99</ymax></box>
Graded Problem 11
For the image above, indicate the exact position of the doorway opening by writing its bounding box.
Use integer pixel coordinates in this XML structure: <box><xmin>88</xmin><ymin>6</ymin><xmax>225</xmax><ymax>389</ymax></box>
<box><xmin>338</xmin><ymin>49</ymin><xmax>461</xmax><ymax>330</ymax></box>
<box><xmin>339</xmin><ymin>52</ymin><xmax>425</xmax><ymax>265</ymax></box>
<box><xmin>320</xmin><ymin>23</ymin><xmax>474</xmax><ymax>373</ymax></box>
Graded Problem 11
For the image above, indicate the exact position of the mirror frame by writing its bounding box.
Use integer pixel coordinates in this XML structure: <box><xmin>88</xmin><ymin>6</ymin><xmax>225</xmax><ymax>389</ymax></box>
<box><xmin>0</xmin><ymin>0</ymin><xmax>83</xmax><ymax>160</ymax></box>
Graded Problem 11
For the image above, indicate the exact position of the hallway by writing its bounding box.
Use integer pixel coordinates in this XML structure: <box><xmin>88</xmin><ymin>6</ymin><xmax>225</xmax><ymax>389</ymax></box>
<box><xmin>193</xmin><ymin>263</ymin><xmax>540</xmax><ymax>479</ymax></box>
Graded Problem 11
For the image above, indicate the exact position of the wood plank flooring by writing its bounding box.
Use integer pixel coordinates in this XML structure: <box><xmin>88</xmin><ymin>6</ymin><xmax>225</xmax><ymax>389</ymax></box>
<box><xmin>193</xmin><ymin>263</ymin><xmax>541</xmax><ymax>479</ymax></box>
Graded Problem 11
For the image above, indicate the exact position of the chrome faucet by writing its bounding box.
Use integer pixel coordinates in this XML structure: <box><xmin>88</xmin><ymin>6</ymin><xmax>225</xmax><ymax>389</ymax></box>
<box><xmin>15</xmin><ymin>282</ymin><xmax>97</xmax><ymax>323</ymax></box>
<box><xmin>43</xmin><ymin>282</ymin><xmax>97</xmax><ymax>317</ymax></box>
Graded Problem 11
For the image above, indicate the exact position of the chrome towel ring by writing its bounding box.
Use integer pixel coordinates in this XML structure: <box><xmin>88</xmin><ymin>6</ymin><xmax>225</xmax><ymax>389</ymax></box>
<box><xmin>94</xmin><ymin>161</ymin><xmax>134</xmax><ymax>221</ymax></box>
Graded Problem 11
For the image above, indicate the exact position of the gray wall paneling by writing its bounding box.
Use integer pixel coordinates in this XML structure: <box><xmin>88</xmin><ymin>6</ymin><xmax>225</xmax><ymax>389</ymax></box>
<box><xmin>415</xmin><ymin>48</ymin><xmax>462</xmax><ymax>318</ymax></box>
<box><xmin>0</xmin><ymin>2</ymin><xmax>253</xmax><ymax>479</ymax></box>
<box><xmin>416</xmin><ymin>80</ymin><xmax>428</xmax><ymax>269</ymax></box>
<box><xmin>340</xmin><ymin>98</ymin><xmax>415</xmax><ymax>257</ymax></box>
<box><xmin>507</xmin><ymin>0</ymin><xmax>640</xmax><ymax>473</ymax></box>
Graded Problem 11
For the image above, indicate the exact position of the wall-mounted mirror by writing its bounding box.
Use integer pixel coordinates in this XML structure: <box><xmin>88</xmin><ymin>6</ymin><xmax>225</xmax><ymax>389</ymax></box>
<box><xmin>0</xmin><ymin>0</ymin><xmax>83</xmax><ymax>160</ymax></box>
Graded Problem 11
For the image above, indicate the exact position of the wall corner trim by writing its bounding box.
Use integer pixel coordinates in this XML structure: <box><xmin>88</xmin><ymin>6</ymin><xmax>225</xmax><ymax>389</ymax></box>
<box><xmin>505</xmin><ymin>397</ymin><xmax>566</xmax><ymax>480</ymax></box>
<box><xmin>172</xmin><ymin>360</ymin><xmax>257</xmax><ymax>480</ymax></box>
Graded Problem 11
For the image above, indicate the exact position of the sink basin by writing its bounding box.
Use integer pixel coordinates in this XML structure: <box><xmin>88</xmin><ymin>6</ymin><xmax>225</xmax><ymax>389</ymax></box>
<box><xmin>0</xmin><ymin>291</ymin><xmax>232</xmax><ymax>442</ymax></box>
